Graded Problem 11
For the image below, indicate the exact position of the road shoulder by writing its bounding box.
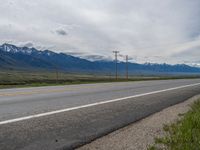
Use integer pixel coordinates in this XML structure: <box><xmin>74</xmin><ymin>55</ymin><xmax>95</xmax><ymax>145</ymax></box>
<box><xmin>78</xmin><ymin>94</ymin><xmax>200</xmax><ymax>150</ymax></box>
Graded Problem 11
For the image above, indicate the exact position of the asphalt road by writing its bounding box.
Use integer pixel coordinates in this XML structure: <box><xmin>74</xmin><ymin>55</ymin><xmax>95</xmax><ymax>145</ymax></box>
<box><xmin>1</xmin><ymin>79</ymin><xmax>200</xmax><ymax>150</ymax></box>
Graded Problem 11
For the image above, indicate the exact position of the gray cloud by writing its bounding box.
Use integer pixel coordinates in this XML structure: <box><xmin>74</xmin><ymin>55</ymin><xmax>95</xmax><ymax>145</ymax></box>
<box><xmin>0</xmin><ymin>0</ymin><xmax>200</xmax><ymax>64</ymax></box>
<box><xmin>55</xmin><ymin>29</ymin><xmax>68</xmax><ymax>36</ymax></box>
<box><xmin>171</xmin><ymin>45</ymin><xmax>200</xmax><ymax>63</ymax></box>
<box><xmin>81</xmin><ymin>55</ymin><xmax>112</xmax><ymax>62</ymax></box>
<box><xmin>22</xmin><ymin>42</ymin><xmax>34</xmax><ymax>48</ymax></box>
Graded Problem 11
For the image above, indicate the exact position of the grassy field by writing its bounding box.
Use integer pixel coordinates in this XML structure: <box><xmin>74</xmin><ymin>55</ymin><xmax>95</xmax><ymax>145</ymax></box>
<box><xmin>0</xmin><ymin>70</ymin><xmax>200</xmax><ymax>89</ymax></box>
<box><xmin>149</xmin><ymin>100</ymin><xmax>200</xmax><ymax>150</ymax></box>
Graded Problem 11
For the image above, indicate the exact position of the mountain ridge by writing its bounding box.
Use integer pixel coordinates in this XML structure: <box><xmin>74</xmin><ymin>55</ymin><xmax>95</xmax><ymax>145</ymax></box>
<box><xmin>0</xmin><ymin>43</ymin><xmax>200</xmax><ymax>75</ymax></box>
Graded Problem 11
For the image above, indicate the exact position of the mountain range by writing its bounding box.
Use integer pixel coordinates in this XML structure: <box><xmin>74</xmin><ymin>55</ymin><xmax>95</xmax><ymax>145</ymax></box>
<box><xmin>1</xmin><ymin>43</ymin><xmax>200</xmax><ymax>75</ymax></box>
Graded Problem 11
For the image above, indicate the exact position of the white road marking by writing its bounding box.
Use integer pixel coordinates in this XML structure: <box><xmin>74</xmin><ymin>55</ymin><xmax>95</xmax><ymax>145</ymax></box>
<box><xmin>0</xmin><ymin>82</ymin><xmax>200</xmax><ymax>125</ymax></box>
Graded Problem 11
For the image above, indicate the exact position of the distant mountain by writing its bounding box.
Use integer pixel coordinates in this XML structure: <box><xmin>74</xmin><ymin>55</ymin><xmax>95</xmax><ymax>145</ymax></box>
<box><xmin>0</xmin><ymin>43</ymin><xmax>98</xmax><ymax>72</ymax></box>
<box><xmin>1</xmin><ymin>43</ymin><xmax>200</xmax><ymax>75</ymax></box>
<box><xmin>186</xmin><ymin>62</ymin><xmax>200</xmax><ymax>68</ymax></box>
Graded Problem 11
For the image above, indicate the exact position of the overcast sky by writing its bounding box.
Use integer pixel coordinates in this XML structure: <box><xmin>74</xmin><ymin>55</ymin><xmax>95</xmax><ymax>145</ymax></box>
<box><xmin>0</xmin><ymin>0</ymin><xmax>200</xmax><ymax>64</ymax></box>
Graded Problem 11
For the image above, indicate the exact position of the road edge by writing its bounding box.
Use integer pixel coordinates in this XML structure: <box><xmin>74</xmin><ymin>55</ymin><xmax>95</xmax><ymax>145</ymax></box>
<box><xmin>78</xmin><ymin>94</ymin><xmax>200</xmax><ymax>150</ymax></box>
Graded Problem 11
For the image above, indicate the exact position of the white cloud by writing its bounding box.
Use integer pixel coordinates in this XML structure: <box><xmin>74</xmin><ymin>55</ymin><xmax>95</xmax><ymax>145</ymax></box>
<box><xmin>0</xmin><ymin>0</ymin><xmax>200</xmax><ymax>64</ymax></box>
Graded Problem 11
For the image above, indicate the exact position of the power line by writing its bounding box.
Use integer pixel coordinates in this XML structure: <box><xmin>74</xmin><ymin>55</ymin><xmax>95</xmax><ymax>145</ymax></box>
<box><xmin>118</xmin><ymin>54</ymin><xmax>129</xmax><ymax>80</ymax></box>
<box><xmin>113</xmin><ymin>51</ymin><xmax>119</xmax><ymax>80</ymax></box>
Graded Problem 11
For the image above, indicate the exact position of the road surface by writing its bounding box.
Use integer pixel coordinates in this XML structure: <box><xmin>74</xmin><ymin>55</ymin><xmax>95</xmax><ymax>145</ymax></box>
<box><xmin>0</xmin><ymin>79</ymin><xmax>200</xmax><ymax>150</ymax></box>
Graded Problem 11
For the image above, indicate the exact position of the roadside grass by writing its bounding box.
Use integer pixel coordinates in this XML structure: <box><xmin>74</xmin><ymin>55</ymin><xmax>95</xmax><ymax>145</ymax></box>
<box><xmin>0</xmin><ymin>70</ymin><xmax>200</xmax><ymax>89</ymax></box>
<box><xmin>148</xmin><ymin>100</ymin><xmax>200</xmax><ymax>150</ymax></box>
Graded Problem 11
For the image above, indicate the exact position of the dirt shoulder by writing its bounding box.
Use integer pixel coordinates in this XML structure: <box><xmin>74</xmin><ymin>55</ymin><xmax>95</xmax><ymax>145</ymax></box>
<box><xmin>78</xmin><ymin>95</ymin><xmax>200</xmax><ymax>150</ymax></box>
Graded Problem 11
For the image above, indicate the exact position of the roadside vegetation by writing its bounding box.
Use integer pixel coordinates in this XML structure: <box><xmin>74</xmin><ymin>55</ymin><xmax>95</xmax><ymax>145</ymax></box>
<box><xmin>149</xmin><ymin>100</ymin><xmax>200</xmax><ymax>150</ymax></box>
<box><xmin>0</xmin><ymin>70</ymin><xmax>200</xmax><ymax>89</ymax></box>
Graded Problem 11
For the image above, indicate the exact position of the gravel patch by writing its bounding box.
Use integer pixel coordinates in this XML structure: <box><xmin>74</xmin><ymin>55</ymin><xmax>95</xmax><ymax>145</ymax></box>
<box><xmin>77</xmin><ymin>95</ymin><xmax>200</xmax><ymax>150</ymax></box>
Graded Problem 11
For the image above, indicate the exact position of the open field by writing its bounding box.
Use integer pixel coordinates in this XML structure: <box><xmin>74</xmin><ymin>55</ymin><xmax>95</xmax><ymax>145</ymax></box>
<box><xmin>0</xmin><ymin>70</ymin><xmax>200</xmax><ymax>89</ymax></box>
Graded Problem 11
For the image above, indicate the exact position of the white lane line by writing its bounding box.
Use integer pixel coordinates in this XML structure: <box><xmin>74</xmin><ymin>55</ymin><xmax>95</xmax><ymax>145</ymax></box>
<box><xmin>0</xmin><ymin>82</ymin><xmax>200</xmax><ymax>125</ymax></box>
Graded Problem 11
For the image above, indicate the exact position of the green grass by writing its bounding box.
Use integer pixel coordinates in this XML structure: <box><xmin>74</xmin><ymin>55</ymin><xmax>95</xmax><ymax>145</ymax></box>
<box><xmin>0</xmin><ymin>70</ymin><xmax>200</xmax><ymax>89</ymax></box>
<box><xmin>149</xmin><ymin>100</ymin><xmax>200</xmax><ymax>150</ymax></box>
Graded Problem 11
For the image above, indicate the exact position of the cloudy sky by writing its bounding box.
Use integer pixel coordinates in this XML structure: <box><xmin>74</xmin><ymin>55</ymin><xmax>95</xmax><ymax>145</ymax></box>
<box><xmin>0</xmin><ymin>0</ymin><xmax>200</xmax><ymax>64</ymax></box>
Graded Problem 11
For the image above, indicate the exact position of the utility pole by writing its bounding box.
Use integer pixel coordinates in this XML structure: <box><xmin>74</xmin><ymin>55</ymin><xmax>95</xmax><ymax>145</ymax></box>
<box><xmin>126</xmin><ymin>55</ymin><xmax>129</xmax><ymax>80</ymax></box>
<box><xmin>113</xmin><ymin>51</ymin><xmax>119</xmax><ymax>80</ymax></box>
<box><xmin>55</xmin><ymin>65</ymin><xmax>59</xmax><ymax>83</ymax></box>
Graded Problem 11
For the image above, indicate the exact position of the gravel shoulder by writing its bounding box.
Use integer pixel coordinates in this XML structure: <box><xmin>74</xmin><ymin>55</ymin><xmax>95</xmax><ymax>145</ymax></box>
<box><xmin>78</xmin><ymin>95</ymin><xmax>200</xmax><ymax>150</ymax></box>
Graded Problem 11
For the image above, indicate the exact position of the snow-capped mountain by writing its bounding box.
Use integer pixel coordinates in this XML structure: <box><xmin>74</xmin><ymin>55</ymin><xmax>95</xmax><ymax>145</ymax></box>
<box><xmin>0</xmin><ymin>43</ymin><xmax>37</xmax><ymax>55</ymax></box>
<box><xmin>186</xmin><ymin>63</ymin><xmax>200</xmax><ymax>68</ymax></box>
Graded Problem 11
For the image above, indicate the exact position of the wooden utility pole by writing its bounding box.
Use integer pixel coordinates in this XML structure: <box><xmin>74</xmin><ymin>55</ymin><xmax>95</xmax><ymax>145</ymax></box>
<box><xmin>55</xmin><ymin>65</ymin><xmax>59</xmax><ymax>83</ymax></box>
<box><xmin>126</xmin><ymin>55</ymin><xmax>129</xmax><ymax>80</ymax></box>
<box><xmin>113</xmin><ymin>51</ymin><xmax>119</xmax><ymax>80</ymax></box>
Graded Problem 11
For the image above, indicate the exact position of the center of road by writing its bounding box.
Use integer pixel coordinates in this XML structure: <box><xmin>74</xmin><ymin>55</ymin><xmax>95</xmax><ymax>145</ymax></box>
<box><xmin>0</xmin><ymin>82</ymin><xmax>200</xmax><ymax>126</ymax></box>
